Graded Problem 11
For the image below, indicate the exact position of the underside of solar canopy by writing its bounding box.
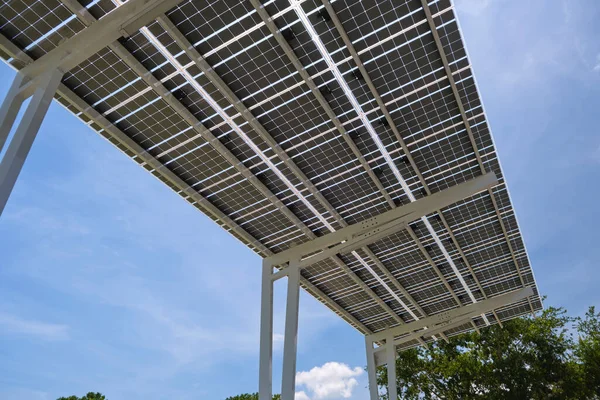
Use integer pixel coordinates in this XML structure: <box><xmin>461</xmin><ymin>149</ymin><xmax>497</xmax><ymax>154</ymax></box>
<box><xmin>0</xmin><ymin>0</ymin><xmax>542</xmax><ymax>397</ymax></box>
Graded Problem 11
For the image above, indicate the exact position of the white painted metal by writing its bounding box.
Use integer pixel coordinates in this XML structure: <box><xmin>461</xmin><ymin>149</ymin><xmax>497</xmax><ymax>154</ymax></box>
<box><xmin>386</xmin><ymin>335</ymin><xmax>398</xmax><ymax>400</ymax></box>
<box><xmin>267</xmin><ymin>172</ymin><xmax>497</xmax><ymax>266</ymax></box>
<box><xmin>282</xmin><ymin>260</ymin><xmax>301</xmax><ymax>400</ymax></box>
<box><xmin>258</xmin><ymin>259</ymin><xmax>303</xmax><ymax>400</ymax></box>
<box><xmin>0</xmin><ymin>68</ymin><xmax>63</xmax><ymax>216</ymax></box>
<box><xmin>259</xmin><ymin>260</ymin><xmax>274</xmax><ymax>400</ymax></box>
<box><xmin>369</xmin><ymin>287</ymin><xmax>533</xmax><ymax>367</ymax></box>
<box><xmin>20</xmin><ymin>0</ymin><xmax>184</xmax><ymax>81</ymax></box>
<box><xmin>369</xmin><ymin>287</ymin><xmax>534</xmax><ymax>344</ymax></box>
<box><xmin>0</xmin><ymin>72</ymin><xmax>26</xmax><ymax>152</ymax></box>
<box><xmin>365</xmin><ymin>337</ymin><xmax>379</xmax><ymax>400</ymax></box>
<box><xmin>374</xmin><ymin>318</ymin><xmax>472</xmax><ymax>366</ymax></box>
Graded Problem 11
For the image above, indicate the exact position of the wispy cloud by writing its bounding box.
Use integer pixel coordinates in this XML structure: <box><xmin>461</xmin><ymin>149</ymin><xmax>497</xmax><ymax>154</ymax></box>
<box><xmin>0</xmin><ymin>311</ymin><xmax>69</xmax><ymax>341</ymax></box>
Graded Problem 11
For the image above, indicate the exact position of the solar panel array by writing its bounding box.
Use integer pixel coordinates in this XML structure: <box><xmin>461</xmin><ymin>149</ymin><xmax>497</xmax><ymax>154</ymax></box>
<box><xmin>0</xmin><ymin>0</ymin><xmax>542</xmax><ymax>345</ymax></box>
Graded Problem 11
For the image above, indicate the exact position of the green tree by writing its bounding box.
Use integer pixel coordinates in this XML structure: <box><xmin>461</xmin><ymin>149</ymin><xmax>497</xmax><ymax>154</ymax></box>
<box><xmin>225</xmin><ymin>394</ymin><xmax>280</xmax><ymax>400</ymax></box>
<box><xmin>575</xmin><ymin>306</ymin><xmax>600</xmax><ymax>397</ymax></box>
<box><xmin>57</xmin><ymin>393</ymin><xmax>105</xmax><ymax>400</ymax></box>
<box><xmin>377</xmin><ymin>306</ymin><xmax>600</xmax><ymax>399</ymax></box>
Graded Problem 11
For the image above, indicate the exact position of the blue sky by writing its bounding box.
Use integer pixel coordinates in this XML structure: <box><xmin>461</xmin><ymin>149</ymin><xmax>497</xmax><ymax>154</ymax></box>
<box><xmin>0</xmin><ymin>1</ymin><xmax>599</xmax><ymax>399</ymax></box>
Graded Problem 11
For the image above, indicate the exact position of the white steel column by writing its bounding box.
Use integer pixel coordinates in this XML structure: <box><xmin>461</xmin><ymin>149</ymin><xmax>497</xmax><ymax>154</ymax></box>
<box><xmin>386</xmin><ymin>335</ymin><xmax>398</xmax><ymax>400</ymax></box>
<box><xmin>0</xmin><ymin>73</ymin><xmax>26</xmax><ymax>152</ymax></box>
<box><xmin>259</xmin><ymin>260</ymin><xmax>274</xmax><ymax>400</ymax></box>
<box><xmin>281</xmin><ymin>260</ymin><xmax>301</xmax><ymax>400</ymax></box>
<box><xmin>0</xmin><ymin>69</ymin><xmax>63</xmax><ymax>216</ymax></box>
<box><xmin>365</xmin><ymin>337</ymin><xmax>379</xmax><ymax>400</ymax></box>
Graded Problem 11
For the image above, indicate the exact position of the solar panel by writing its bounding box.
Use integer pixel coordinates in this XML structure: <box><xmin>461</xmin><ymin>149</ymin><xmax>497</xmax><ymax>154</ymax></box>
<box><xmin>0</xmin><ymin>0</ymin><xmax>542</xmax><ymax>345</ymax></box>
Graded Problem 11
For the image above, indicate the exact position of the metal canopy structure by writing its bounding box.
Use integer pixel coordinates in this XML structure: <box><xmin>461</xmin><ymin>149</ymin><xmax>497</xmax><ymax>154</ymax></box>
<box><xmin>0</xmin><ymin>0</ymin><xmax>542</xmax><ymax>399</ymax></box>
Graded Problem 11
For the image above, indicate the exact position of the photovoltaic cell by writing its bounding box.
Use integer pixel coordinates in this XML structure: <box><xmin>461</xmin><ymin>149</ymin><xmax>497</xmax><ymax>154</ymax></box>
<box><xmin>0</xmin><ymin>0</ymin><xmax>542</xmax><ymax>336</ymax></box>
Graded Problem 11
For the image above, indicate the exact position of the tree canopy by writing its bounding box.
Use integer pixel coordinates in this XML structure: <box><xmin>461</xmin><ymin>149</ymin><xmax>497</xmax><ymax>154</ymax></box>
<box><xmin>377</xmin><ymin>305</ymin><xmax>600</xmax><ymax>399</ymax></box>
<box><xmin>225</xmin><ymin>393</ymin><xmax>280</xmax><ymax>400</ymax></box>
<box><xmin>57</xmin><ymin>393</ymin><xmax>106</xmax><ymax>400</ymax></box>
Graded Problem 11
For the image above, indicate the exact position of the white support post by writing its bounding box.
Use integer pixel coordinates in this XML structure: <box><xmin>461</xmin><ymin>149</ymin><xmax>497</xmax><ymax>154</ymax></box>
<box><xmin>386</xmin><ymin>335</ymin><xmax>398</xmax><ymax>400</ymax></box>
<box><xmin>259</xmin><ymin>260</ymin><xmax>274</xmax><ymax>400</ymax></box>
<box><xmin>281</xmin><ymin>260</ymin><xmax>301</xmax><ymax>400</ymax></box>
<box><xmin>0</xmin><ymin>68</ymin><xmax>63</xmax><ymax>216</ymax></box>
<box><xmin>0</xmin><ymin>72</ymin><xmax>26</xmax><ymax>153</ymax></box>
<box><xmin>365</xmin><ymin>337</ymin><xmax>379</xmax><ymax>400</ymax></box>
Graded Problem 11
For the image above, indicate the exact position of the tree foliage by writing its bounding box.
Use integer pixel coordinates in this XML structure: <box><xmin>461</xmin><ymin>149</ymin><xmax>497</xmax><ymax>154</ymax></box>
<box><xmin>377</xmin><ymin>306</ymin><xmax>600</xmax><ymax>399</ymax></box>
<box><xmin>57</xmin><ymin>393</ymin><xmax>106</xmax><ymax>400</ymax></box>
<box><xmin>225</xmin><ymin>393</ymin><xmax>280</xmax><ymax>400</ymax></box>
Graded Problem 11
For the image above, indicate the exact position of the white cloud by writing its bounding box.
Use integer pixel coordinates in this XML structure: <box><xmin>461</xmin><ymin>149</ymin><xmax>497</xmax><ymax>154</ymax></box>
<box><xmin>593</xmin><ymin>54</ymin><xmax>600</xmax><ymax>71</ymax></box>
<box><xmin>295</xmin><ymin>391</ymin><xmax>311</xmax><ymax>400</ymax></box>
<box><xmin>0</xmin><ymin>311</ymin><xmax>69</xmax><ymax>341</ymax></box>
<box><xmin>296</xmin><ymin>362</ymin><xmax>363</xmax><ymax>399</ymax></box>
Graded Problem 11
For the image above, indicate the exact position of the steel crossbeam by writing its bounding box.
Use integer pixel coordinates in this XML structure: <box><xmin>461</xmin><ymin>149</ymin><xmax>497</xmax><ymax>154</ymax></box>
<box><xmin>267</xmin><ymin>173</ymin><xmax>497</xmax><ymax>268</ymax></box>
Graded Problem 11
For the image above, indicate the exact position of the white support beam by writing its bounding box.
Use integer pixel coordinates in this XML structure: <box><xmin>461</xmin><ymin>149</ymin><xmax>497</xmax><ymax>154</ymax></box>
<box><xmin>365</xmin><ymin>337</ymin><xmax>379</xmax><ymax>400</ymax></box>
<box><xmin>365</xmin><ymin>289</ymin><xmax>532</xmax><ymax>389</ymax></box>
<box><xmin>372</xmin><ymin>287</ymin><xmax>533</xmax><ymax>366</ymax></box>
<box><xmin>20</xmin><ymin>0</ymin><xmax>184</xmax><ymax>81</ymax></box>
<box><xmin>374</xmin><ymin>318</ymin><xmax>475</xmax><ymax>366</ymax></box>
<box><xmin>281</xmin><ymin>260</ymin><xmax>301</xmax><ymax>400</ymax></box>
<box><xmin>0</xmin><ymin>68</ymin><xmax>63</xmax><ymax>216</ymax></box>
<box><xmin>267</xmin><ymin>172</ymin><xmax>497</xmax><ymax>266</ymax></box>
<box><xmin>369</xmin><ymin>287</ymin><xmax>533</xmax><ymax>344</ymax></box>
<box><xmin>386</xmin><ymin>335</ymin><xmax>398</xmax><ymax>400</ymax></box>
<box><xmin>259</xmin><ymin>260</ymin><xmax>274</xmax><ymax>400</ymax></box>
<box><xmin>0</xmin><ymin>72</ymin><xmax>26</xmax><ymax>153</ymax></box>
